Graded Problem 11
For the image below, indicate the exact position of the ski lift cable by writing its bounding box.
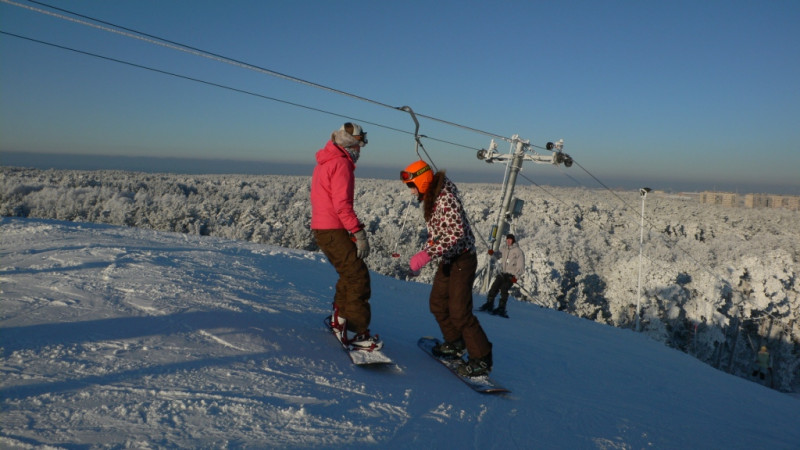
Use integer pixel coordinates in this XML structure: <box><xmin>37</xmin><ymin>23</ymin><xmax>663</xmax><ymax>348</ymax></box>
<box><xmin>0</xmin><ymin>0</ymin><xmax>490</xmax><ymax>155</ymax></box>
<box><xmin>8</xmin><ymin>0</ymin><xmax>395</xmax><ymax>111</ymax></box>
<box><xmin>0</xmin><ymin>31</ymin><xmax>398</xmax><ymax>135</ymax></box>
<box><xmin>11</xmin><ymin>0</ymin><xmax>679</xmax><ymax>195</ymax></box>
<box><xmin>8</xmin><ymin>0</ymin><xmax>513</xmax><ymax>144</ymax></box>
<box><xmin>554</xmin><ymin>162</ymin><xmax>589</xmax><ymax>188</ymax></box>
<box><xmin>9</xmin><ymin>0</ymin><xmax>574</xmax><ymax>157</ymax></box>
<box><xmin>0</xmin><ymin>30</ymin><xmax>473</xmax><ymax>154</ymax></box>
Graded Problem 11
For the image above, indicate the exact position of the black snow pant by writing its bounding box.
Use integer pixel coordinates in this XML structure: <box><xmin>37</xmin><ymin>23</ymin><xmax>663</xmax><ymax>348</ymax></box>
<box><xmin>487</xmin><ymin>272</ymin><xmax>514</xmax><ymax>308</ymax></box>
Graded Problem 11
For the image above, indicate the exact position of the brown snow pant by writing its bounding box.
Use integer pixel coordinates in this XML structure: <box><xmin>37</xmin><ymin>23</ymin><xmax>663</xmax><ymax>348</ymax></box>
<box><xmin>313</xmin><ymin>229</ymin><xmax>371</xmax><ymax>334</ymax></box>
<box><xmin>429</xmin><ymin>251</ymin><xmax>492</xmax><ymax>359</ymax></box>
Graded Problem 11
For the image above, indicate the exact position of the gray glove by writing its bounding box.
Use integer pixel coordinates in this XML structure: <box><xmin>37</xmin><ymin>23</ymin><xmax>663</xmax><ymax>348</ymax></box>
<box><xmin>354</xmin><ymin>229</ymin><xmax>370</xmax><ymax>259</ymax></box>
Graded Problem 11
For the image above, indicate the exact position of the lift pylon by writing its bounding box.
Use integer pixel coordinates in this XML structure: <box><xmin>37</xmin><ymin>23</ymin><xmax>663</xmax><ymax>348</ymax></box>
<box><xmin>477</xmin><ymin>135</ymin><xmax>572</xmax><ymax>292</ymax></box>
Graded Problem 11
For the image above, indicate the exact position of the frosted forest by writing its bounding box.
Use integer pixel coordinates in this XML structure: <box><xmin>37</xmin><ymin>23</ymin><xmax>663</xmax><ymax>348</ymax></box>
<box><xmin>2</xmin><ymin>166</ymin><xmax>798</xmax><ymax>392</ymax></box>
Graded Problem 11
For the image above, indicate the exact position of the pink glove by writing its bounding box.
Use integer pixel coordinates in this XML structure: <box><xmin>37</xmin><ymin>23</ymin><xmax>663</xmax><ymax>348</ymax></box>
<box><xmin>409</xmin><ymin>250</ymin><xmax>431</xmax><ymax>273</ymax></box>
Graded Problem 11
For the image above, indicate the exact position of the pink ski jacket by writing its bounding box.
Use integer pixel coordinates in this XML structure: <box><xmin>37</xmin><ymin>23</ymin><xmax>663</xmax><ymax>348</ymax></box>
<box><xmin>310</xmin><ymin>140</ymin><xmax>363</xmax><ymax>233</ymax></box>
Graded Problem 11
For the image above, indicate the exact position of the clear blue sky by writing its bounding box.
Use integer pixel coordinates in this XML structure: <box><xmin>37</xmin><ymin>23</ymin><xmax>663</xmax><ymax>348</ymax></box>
<box><xmin>1</xmin><ymin>0</ymin><xmax>798</xmax><ymax>193</ymax></box>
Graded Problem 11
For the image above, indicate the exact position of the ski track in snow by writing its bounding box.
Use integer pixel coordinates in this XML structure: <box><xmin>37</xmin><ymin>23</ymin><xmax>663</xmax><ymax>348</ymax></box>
<box><xmin>1</xmin><ymin>217</ymin><xmax>799</xmax><ymax>449</ymax></box>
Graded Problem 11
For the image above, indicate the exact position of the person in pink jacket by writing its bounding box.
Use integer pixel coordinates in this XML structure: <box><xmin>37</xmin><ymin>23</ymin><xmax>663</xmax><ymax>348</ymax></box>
<box><xmin>312</xmin><ymin>123</ymin><xmax>382</xmax><ymax>351</ymax></box>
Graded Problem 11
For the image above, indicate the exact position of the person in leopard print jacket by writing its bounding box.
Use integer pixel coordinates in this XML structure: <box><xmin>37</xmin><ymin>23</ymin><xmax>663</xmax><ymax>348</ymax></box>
<box><xmin>402</xmin><ymin>160</ymin><xmax>493</xmax><ymax>377</ymax></box>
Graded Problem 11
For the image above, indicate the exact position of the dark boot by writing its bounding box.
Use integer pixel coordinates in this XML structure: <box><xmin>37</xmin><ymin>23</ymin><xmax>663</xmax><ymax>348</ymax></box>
<box><xmin>457</xmin><ymin>352</ymin><xmax>493</xmax><ymax>377</ymax></box>
<box><xmin>491</xmin><ymin>307</ymin><xmax>507</xmax><ymax>317</ymax></box>
<box><xmin>478</xmin><ymin>298</ymin><xmax>494</xmax><ymax>311</ymax></box>
<box><xmin>491</xmin><ymin>299</ymin><xmax>508</xmax><ymax>316</ymax></box>
<box><xmin>432</xmin><ymin>338</ymin><xmax>466</xmax><ymax>359</ymax></box>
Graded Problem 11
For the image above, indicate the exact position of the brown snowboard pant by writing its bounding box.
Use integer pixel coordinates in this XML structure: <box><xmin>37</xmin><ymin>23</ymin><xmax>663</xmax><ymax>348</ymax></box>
<box><xmin>429</xmin><ymin>251</ymin><xmax>492</xmax><ymax>359</ymax></box>
<box><xmin>313</xmin><ymin>229</ymin><xmax>371</xmax><ymax>334</ymax></box>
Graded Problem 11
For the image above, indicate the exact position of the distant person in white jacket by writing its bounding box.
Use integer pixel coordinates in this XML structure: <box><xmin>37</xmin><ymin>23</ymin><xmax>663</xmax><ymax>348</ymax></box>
<box><xmin>479</xmin><ymin>234</ymin><xmax>525</xmax><ymax>317</ymax></box>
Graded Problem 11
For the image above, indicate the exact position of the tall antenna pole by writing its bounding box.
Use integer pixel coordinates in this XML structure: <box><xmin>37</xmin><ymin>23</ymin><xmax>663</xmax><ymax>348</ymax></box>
<box><xmin>635</xmin><ymin>187</ymin><xmax>651</xmax><ymax>331</ymax></box>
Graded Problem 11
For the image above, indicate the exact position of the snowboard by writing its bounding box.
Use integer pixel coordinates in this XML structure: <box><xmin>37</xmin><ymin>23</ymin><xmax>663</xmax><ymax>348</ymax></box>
<box><xmin>324</xmin><ymin>316</ymin><xmax>393</xmax><ymax>366</ymax></box>
<box><xmin>475</xmin><ymin>308</ymin><xmax>509</xmax><ymax>318</ymax></box>
<box><xmin>418</xmin><ymin>336</ymin><xmax>510</xmax><ymax>394</ymax></box>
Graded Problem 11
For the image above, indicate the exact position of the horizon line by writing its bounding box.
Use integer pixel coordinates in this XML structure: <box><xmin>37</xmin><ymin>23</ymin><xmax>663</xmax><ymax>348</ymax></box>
<box><xmin>2</xmin><ymin>150</ymin><xmax>798</xmax><ymax>196</ymax></box>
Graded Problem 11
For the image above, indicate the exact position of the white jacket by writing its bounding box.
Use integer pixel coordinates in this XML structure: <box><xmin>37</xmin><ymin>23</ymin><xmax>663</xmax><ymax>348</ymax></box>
<box><xmin>496</xmin><ymin>242</ymin><xmax>525</xmax><ymax>277</ymax></box>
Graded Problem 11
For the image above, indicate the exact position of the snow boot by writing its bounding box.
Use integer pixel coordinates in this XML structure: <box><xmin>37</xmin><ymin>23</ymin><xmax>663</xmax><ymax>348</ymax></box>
<box><xmin>478</xmin><ymin>299</ymin><xmax>494</xmax><ymax>312</ymax></box>
<box><xmin>457</xmin><ymin>352</ymin><xmax>493</xmax><ymax>377</ymax></box>
<box><xmin>491</xmin><ymin>306</ymin><xmax>507</xmax><ymax>317</ymax></box>
<box><xmin>432</xmin><ymin>338</ymin><xmax>466</xmax><ymax>359</ymax></box>
<box><xmin>350</xmin><ymin>330</ymin><xmax>384</xmax><ymax>351</ymax></box>
<box><xmin>491</xmin><ymin>299</ymin><xmax>508</xmax><ymax>316</ymax></box>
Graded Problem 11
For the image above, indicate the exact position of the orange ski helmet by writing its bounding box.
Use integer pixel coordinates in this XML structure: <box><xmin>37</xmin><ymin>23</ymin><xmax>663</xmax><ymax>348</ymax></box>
<box><xmin>401</xmin><ymin>160</ymin><xmax>433</xmax><ymax>194</ymax></box>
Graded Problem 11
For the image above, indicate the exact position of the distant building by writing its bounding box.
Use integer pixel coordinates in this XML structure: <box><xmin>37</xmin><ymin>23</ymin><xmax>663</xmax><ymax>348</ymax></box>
<box><xmin>744</xmin><ymin>194</ymin><xmax>768</xmax><ymax>208</ymax></box>
<box><xmin>700</xmin><ymin>191</ymin><xmax>739</xmax><ymax>207</ymax></box>
<box><xmin>674</xmin><ymin>191</ymin><xmax>798</xmax><ymax>211</ymax></box>
<box><xmin>743</xmin><ymin>194</ymin><xmax>800</xmax><ymax>211</ymax></box>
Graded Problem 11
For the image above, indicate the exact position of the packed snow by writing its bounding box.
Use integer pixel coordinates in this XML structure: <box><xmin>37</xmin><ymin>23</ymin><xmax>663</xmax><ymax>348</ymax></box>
<box><xmin>1</xmin><ymin>217</ymin><xmax>798</xmax><ymax>449</ymax></box>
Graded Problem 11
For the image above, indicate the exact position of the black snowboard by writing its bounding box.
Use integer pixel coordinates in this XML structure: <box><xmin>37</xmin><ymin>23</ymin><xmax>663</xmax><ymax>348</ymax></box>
<box><xmin>418</xmin><ymin>336</ymin><xmax>509</xmax><ymax>394</ymax></box>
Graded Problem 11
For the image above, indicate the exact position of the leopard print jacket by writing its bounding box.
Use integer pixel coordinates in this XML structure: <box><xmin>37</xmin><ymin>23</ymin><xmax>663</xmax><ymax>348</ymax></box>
<box><xmin>423</xmin><ymin>174</ymin><xmax>476</xmax><ymax>264</ymax></box>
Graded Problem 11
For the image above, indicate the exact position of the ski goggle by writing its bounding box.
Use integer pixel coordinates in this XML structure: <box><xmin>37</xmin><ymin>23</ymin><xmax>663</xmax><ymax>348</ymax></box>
<box><xmin>400</xmin><ymin>165</ymin><xmax>431</xmax><ymax>182</ymax></box>
<box><xmin>355</xmin><ymin>132</ymin><xmax>368</xmax><ymax>145</ymax></box>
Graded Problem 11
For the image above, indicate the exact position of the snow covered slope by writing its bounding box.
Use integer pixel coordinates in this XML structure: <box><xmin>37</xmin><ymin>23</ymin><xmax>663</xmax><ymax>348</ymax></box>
<box><xmin>3</xmin><ymin>168</ymin><xmax>799</xmax><ymax>390</ymax></box>
<box><xmin>1</xmin><ymin>217</ymin><xmax>798</xmax><ymax>449</ymax></box>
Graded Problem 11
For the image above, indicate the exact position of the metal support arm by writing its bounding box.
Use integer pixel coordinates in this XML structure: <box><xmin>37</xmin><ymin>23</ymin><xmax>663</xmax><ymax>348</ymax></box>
<box><xmin>477</xmin><ymin>143</ymin><xmax>572</xmax><ymax>168</ymax></box>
